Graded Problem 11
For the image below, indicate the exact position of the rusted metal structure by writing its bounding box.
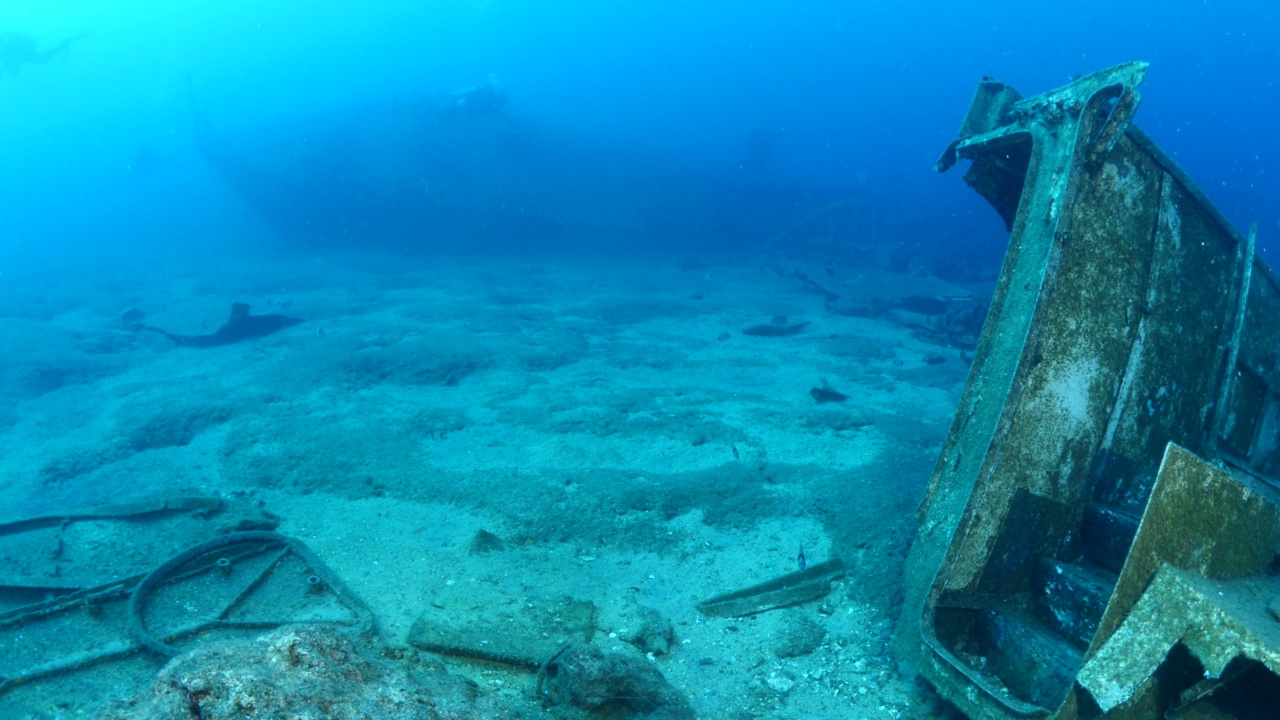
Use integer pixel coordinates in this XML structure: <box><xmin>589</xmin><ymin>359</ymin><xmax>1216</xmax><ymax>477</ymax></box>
<box><xmin>192</xmin><ymin>92</ymin><xmax>849</xmax><ymax>253</ymax></box>
<box><xmin>896</xmin><ymin>62</ymin><xmax>1280</xmax><ymax>718</ymax></box>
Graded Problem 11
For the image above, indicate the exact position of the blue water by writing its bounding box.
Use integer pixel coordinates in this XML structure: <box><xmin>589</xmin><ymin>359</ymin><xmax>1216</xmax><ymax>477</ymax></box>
<box><xmin>1</xmin><ymin>1</ymin><xmax>1277</xmax><ymax>270</ymax></box>
<box><xmin>2</xmin><ymin>2</ymin><xmax>1279</xmax><ymax>717</ymax></box>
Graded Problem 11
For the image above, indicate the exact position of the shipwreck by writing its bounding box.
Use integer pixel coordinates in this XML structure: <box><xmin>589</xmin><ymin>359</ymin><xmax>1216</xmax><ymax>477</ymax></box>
<box><xmin>896</xmin><ymin>62</ymin><xmax>1280</xmax><ymax>718</ymax></box>
<box><xmin>191</xmin><ymin>87</ymin><xmax>849</xmax><ymax>253</ymax></box>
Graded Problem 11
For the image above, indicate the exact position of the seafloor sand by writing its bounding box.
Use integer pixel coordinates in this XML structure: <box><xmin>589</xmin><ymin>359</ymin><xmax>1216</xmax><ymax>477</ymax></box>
<box><xmin>0</xmin><ymin>250</ymin><xmax>977</xmax><ymax>718</ymax></box>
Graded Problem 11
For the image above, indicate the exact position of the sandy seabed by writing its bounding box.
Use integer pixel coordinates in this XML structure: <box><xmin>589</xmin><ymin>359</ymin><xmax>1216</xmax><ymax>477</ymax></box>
<box><xmin>0</xmin><ymin>249</ymin><xmax>973</xmax><ymax>719</ymax></box>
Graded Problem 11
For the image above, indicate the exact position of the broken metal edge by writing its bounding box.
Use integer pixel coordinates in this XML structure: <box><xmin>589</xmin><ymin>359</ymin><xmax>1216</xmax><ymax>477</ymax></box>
<box><xmin>696</xmin><ymin>558</ymin><xmax>845</xmax><ymax>618</ymax></box>
<box><xmin>128</xmin><ymin>531</ymin><xmax>376</xmax><ymax>658</ymax></box>
<box><xmin>895</xmin><ymin>60</ymin><xmax>1279</xmax><ymax>720</ymax></box>
<box><xmin>905</xmin><ymin>66</ymin><xmax>1158</xmax><ymax>720</ymax></box>
<box><xmin>409</xmin><ymin>639</ymin><xmax>543</xmax><ymax>670</ymax></box>
<box><xmin>0</xmin><ymin>496</ymin><xmax>224</xmax><ymax>537</ymax></box>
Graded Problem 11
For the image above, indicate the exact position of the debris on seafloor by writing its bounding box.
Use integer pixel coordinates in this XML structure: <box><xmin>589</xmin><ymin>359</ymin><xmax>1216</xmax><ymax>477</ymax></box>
<box><xmin>120</xmin><ymin>307</ymin><xmax>146</xmax><ymax>324</ymax></box>
<box><xmin>623</xmin><ymin>605</ymin><xmax>677</xmax><ymax>656</ymax></box>
<box><xmin>896</xmin><ymin>60</ymin><xmax>1280</xmax><ymax>719</ymax></box>
<box><xmin>408</xmin><ymin>594</ymin><xmax>598</xmax><ymax>669</ymax></box>
<box><xmin>537</xmin><ymin>642</ymin><xmax>695</xmax><ymax>720</ymax></box>
<box><xmin>96</xmin><ymin>625</ymin><xmax>512</xmax><ymax>720</ymax></box>
<box><xmin>468</xmin><ymin>528</ymin><xmax>506</xmax><ymax>554</ymax></box>
<box><xmin>809</xmin><ymin>382</ymin><xmax>849</xmax><ymax>403</ymax></box>
<box><xmin>127</xmin><ymin>531</ymin><xmax>375</xmax><ymax>659</ymax></box>
<box><xmin>761</xmin><ymin>260</ymin><xmax>990</xmax><ymax>349</ymax></box>
<box><xmin>771</xmin><ymin>612</ymin><xmax>828</xmax><ymax>659</ymax></box>
<box><xmin>0</xmin><ymin>495</ymin><xmax>223</xmax><ymax>538</ymax></box>
<box><xmin>742</xmin><ymin>320</ymin><xmax>811</xmax><ymax>337</ymax></box>
<box><xmin>697</xmin><ymin>558</ymin><xmax>845</xmax><ymax>618</ymax></box>
<box><xmin>0</xmin><ymin>524</ymin><xmax>368</xmax><ymax>701</ymax></box>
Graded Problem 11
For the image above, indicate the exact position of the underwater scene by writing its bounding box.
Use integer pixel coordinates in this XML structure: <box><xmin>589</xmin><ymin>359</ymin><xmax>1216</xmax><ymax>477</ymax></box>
<box><xmin>2</xmin><ymin>2</ymin><xmax>1279</xmax><ymax>719</ymax></box>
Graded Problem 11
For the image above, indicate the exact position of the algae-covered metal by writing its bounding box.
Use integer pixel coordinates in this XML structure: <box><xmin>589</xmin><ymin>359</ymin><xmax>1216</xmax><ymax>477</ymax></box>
<box><xmin>1077</xmin><ymin>444</ymin><xmax>1280</xmax><ymax>715</ymax></box>
<box><xmin>896</xmin><ymin>62</ymin><xmax>1280</xmax><ymax>718</ymax></box>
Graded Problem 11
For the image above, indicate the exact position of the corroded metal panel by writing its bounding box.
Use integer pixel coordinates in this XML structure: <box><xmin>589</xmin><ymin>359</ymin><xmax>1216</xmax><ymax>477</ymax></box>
<box><xmin>897</xmin><ymin>63</ymin><xmax>1280</xmax><ymax>719</ymax></box>
<box><xmin>1078</xmin><ymin>444</ymin><xmax>1280</xmax><ymax>715</ymax></box>
<box><xmin>1090</xmin><ymin>162</ymin><xmax>1243</xmax><ymax>515</ymax></box>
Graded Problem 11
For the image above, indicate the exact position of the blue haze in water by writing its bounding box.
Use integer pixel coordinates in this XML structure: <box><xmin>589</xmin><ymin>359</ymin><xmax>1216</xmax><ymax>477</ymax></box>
<box><xmin>2</xmin><ymin>2</ymin><xmax>1280</xmax><ymax>715</ymax></box>
<box><xmin>1</xmin><ymin>0</ymin><xmax>1277</xmax><ymax>269</ymax></box>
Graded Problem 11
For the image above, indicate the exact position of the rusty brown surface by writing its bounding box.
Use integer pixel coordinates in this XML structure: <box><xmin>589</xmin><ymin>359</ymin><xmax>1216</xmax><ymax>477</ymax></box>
<box><xmin>1074</xmin><ymin>444</ymin><xmax>1280</xmax><ymax>715</ymax></box>
<box><xmin>896</xmin><ymin>62</ymin><xmax>1280</xmax><ymax>719</ymax></box>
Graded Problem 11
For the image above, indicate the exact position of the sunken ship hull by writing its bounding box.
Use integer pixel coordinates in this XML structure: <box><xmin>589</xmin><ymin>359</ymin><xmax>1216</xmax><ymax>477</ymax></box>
<box><xmin>897</xmin><ymin>62</ymin><xmax>1280</xmax><ymax>719</ymax></box>
<box><xmin>195</xmin><ymin>96</ymin><xmax>837</xmax><ymax>253</ymax></box>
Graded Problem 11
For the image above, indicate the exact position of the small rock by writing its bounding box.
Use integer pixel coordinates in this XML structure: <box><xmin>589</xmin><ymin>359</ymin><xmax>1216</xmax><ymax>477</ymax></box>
<box><xmin>626</xmin><ymin>605</ymin><xmax>676</xmax><ymax>656</ymax></box>
<box><xmin>96</xmin><ymin>625</ymin><xmax>508</xmax><ymax>720</ymax></box>
<box><xmin>538</xmin><ymin>643</ymin><xmax>694</xmax><ymax>720</ymax></box>
<box><xmin>771</xmin><ymin>614</ymin><xmax>827</xmax><ymax>659</ymax></box>
<box><xmin>765</xmin><ymin>673</ymin><xmax>796</xmax><ymax>695</ymax></box>
<box><xmin>468</xmin><ymin>529</ymin><xmax>505</xmax><ymax>554</ymax></box>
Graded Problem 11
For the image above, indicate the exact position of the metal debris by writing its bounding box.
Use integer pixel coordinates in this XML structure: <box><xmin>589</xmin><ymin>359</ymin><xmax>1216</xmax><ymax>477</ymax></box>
<box><xmin>698</xmin><ymin>558</ymin><xmax>845</xmax><ymax>618</ymax></box>
<box><xmin>895</xmin><ymin>62</ymin><xmax>1280</xmax><ymax>719</ymax></box>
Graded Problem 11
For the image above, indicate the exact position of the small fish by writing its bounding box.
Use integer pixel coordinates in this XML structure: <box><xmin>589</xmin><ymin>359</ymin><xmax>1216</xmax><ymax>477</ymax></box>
<box><xmin>731</xmin><ymin>444</ymin><xmax>740</xmax><ymax>460</ymax></box>
<box><xmin>797</xmin><ymin>544</ymin><xmax>807</xmax><ymax>572</ymax></box>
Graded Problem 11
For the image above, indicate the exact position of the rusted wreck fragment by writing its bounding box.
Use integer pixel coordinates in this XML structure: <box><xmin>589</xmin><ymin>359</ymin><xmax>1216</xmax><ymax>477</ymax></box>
<box><xmin>896</xmin><ymin>62</ymin><xmax>1280</xmax><ymax>719</ymax></box>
